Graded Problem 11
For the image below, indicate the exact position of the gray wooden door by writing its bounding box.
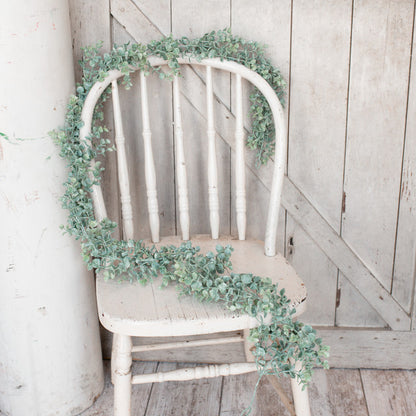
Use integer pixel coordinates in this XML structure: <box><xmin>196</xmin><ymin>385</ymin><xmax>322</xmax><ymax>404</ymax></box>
<box><xmin>69</xmin><ymin>0</ymin><xmax>416</xmax><ymax>369</ymax></box>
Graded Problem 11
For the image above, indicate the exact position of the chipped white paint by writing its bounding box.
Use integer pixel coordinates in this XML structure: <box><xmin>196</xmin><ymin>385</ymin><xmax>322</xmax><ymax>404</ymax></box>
<box><xmin>206</xmin><ymin>66</ymin><xmax>220</xmax><ymax>239</ymax></box>
<box><xmin>113</xmin><ymin>334</ymin><xmax>133</xmax><ymax>416</ymax></box>
<box><xmin>81</xmin><ymin>58</ymin><xmax>308</xmax><ymax>415</ymax></box>
<box><xmin>131</xmin><ymin>335</ymin><xmax>243</xmax><ymax>353</ymax></box>
<box><xmin>80</xmin><ymin>57</ymin><xmax>287</xmax><ymax>253</ymax></box>
<box><xmin>132</xmin><ymin>363</ymin><xmax>258</xmax><ymax>384</ymax></box>
<box><xmin>140</xmin><ymin>71</ymin><xmax>160</xmax><ymax>243</ymax></box>
<box><xmin>290</xmin><ymin>359</ymin><xmax>311</xmax><ymax>416</ymax></box>
<box><xmin>234</xmin><ymin>73</ymin><xmax>246</xmax><ymax>240</ymax></box>
<box><xmin>112</xmin><ymin>80</ymin><xmax>134</xmax><ymax>240</ymax></box>
<box><xmin>173</xmin><ymin>75</ymin><xmax>190</xmax><ymax>240</ymax></box>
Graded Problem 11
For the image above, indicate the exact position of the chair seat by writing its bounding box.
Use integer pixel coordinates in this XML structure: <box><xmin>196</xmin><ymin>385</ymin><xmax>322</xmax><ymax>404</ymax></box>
<box><xmin>96</xmin><ymin>235</ymin><xmax>307</xmax><ymax>337</ymax></box>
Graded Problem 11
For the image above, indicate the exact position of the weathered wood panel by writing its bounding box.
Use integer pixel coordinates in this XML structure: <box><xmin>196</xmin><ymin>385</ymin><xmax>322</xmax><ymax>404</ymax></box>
<box><xmin>80</xmin><ymin>360</ymin><xmax>158</xmax><ymax>416</ymax></box>
<box><xmin>231</xmin><ymin>0</ymin><xmax>291</xmax><ymax>250</ymax></box>
<box><xmin>285</xmin><ymin>221</ymin><xmax>337</xmax><ymax>325</ymax></box>
<box><xmin>308</xmin><ymin>369</ymin><xmax>369</xmax><ymax>416</ymax></box>
<box><xmin>101</xmin><ymin>328</ymin><xmax>416</xmax><ymax>369</ymax></box>
<box><xmin>69</xmin><ymin>0</ymin><xmax>121</xmax><ymax>236</ymax></box>
<box><xmin>69</xmin><ymin>0</ymin><xmax>416</xmax><ymax>365</ymax></box>
<box><xmin>145</xmin><ymin>362</ymin><xmax>223</xmax><ymax>416</ymax></box>
<box><xmin>282</xmin><ymin>177</ymin><xmax>409</xmax><ymax>330</ymax></box>
<box><xmin>392</xmin><ymin>8</ymin><xmax>416</xmax><ymax>317</ymax></box>
<box><xmin>289</xmin><ymin>0</ymin><xmax>351</xmax><ymax>230</ymax></box>
<box><xmin>336</xmin><ymin>274</ymin><xmax>387</xmax><ymax>328</ymax></box>
<box><xmin>342</xmin><ymin>0</ymin><xmax>414</xmax><ymax>291</ymax></box>
<box><xmin>131</xmin><ymin>0</ymin><xmax>171</xmax><ymax>34</ymax></box>
<box><xmin>81</xmin><ymin>362</ymin><xmax>416</xmax><ymax>415</ymax></box>
<box><xmin>287</xmin><ymin>0</ymin><xmax>353</xmax><ymax>326</ymax></box>
<box><xmin>69</xmin><ymin>0</ymin><xmax>111</xmax><ymax>81</ymax></box>
<box><xmin>220</xmin><ymin>372</ymin><xmax>292</xmax><ymax>415</ymax></box>
<box><xmin>361</xmin><ymin>369</ymin><xmax>416</xmax><ymax>416</ymax></box>
<box><xmin>172</xmin><ymin>0</ymin><xmax>231</xmax><ymax>236</ymax></box>
<box><xmin>318</xmin><ymin>329</ymin><xmax>416</xmax><ymax>369</ymax></box>
<box><xmin>112</xmin><ymin>19</ymin><xmax>176</xmax><ymax>239</ymax></box>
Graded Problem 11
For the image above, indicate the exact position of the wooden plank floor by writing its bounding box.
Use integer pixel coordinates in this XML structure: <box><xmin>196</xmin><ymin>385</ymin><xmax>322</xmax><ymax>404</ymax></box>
<box><xmin>81</xmin><ymin>361</ymin><xmax>416</xmax><ymax>416</ymax></box>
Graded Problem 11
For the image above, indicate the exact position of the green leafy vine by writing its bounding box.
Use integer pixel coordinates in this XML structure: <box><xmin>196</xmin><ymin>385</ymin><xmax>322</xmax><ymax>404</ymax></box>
<box><xmin>52</xmin><ymin>29</ymin><xmax>329</xmax><ymax>408</ymax></box>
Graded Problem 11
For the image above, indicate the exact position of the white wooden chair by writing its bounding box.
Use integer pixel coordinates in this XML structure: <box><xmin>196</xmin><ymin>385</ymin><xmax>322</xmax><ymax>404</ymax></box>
<box><xmin>80</xmin><ymin>57</ymin><xmax>311</xmax><ymax>416</ymax></box>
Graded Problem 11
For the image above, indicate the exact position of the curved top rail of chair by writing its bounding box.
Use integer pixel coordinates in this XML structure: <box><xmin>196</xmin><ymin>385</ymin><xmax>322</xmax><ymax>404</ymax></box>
<box><xmin>79</xmin><ymin>57</ymin><xmax>287</xmax><ymax>257</ymax></box>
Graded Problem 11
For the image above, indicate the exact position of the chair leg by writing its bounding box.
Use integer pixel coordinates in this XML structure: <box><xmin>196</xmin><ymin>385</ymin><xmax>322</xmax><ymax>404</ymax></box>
<box><xmin>111</xmin><ymin>334</ymin><xmax>116</xmax><ymax>385</ymax></box>
<box><xmin>113</xmin><ymin>334</ymin><xmax>133</xmax><ymax>416</ymax></box>
<box><xmin>290</xmin><ymin>361</ymin><xmax>311</xmax><ymax>416</ymax></box>
<box><xmin>244</xmin><ymin>329</ymin><xmax>297</xmax><ymax>415</ymax></box>
<box><xmin>243</xmin><ymin>329</ymin><xmax>255</xmax><ymax>362</ymax></box>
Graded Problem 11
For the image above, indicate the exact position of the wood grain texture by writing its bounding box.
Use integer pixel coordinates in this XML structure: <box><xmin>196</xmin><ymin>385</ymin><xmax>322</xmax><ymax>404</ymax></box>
<box><xmin>318</xmin><ymin>329</ymin><xmax>416</xmax><ymax>369</ymax></box>
<box><xmin>70</xmin><ymin>0</ymin><xmax>416</xmax><ymax>358</ymax></box>
<box><xmin>342</xmin><ymin>0</ymin><xmax>414</xmax><ymax>291</ymax></box>
<box><xmin>172</xmin><ymin>0</ymin><xmax>231</xmax><ymax>236</ymax></box>
<box><xmin>220</xmin><ymin>372</ymin><xmax>293</xmax><ymax>416</ymax></box>
<box><xmin>69</xmin><ymin>0</ymin><xmax>111</xmax><ymax>81</ymax></box>
<box><xmin>361</xmin><ymin>369</ymin><xmax>416</xmax><ymax>416</ymax></box>
<box><xmin>289</xmin><ymin>0</ymin><xmax>351</xmax><ymax>230</ymax></box>
<box><xmin>111</xmin><ymin>0</ymin><xmax>165</xmax><ymax>43</ymax></box>
<box><xmin>286</xmin><ymin>218</ymin><xmax>337</xmax><ymax>326</ymax></box>
<box><xmin>288</xmin><ymin>0</ymin><xmax>352</xmax><ymax>328</ymax></box>
<box><xmin>80</xmin><ymin>360</ymin><xmax>158</xmax><ymax>416</ymax></box>
<box><xmin>80</xmin><ymin>361</ymin><xmax>416</xmax><ymax>415</ymax></box>
<box><xmin>103</xmin><ymin>328</ymin><xmax>416</xmax><ymax>370</ymax></box>
<box><xmin>336</xmin><ymin>273</ymin><xmax>387</xmax><ymax>328</ymax></box>
<box><xmin>282</xmin><ymin>178</ymin><xmax>410</xmax><ymax>330</ymax></box>
<box><xmin>231</xmin><ymin>0</ymin><xmax>291</xmax><ymax>251</ymax></box>
<box><xmin>131</xmin><ymin>0</ymin><xmax>171</xmax><ymax>34</ymax></box>
<box><xmin>392</xmin><ymin>5</ymin><xmax>416</xmax><ymax>317</ymax></box>
<box><xmin>101</xmin><ymin>330</ymin><xmax>248</xmax><ymax>363</ymax></box>
<box><xmin>69</xmin><ymin>0</ymin><xmax>121</xmax><ymax>237</ymax></box>
<box><xmin>308</xmin><ymin>369</ymin><xmax>369</xmax><ymax>416</ymax></box>
<box><xmin>145</xmin><ymin>362</ymin><xmax>222</xmax><ymax>416</ymax></box>
<box><xmin>112</xmin><ymin>16</ymin><xmax>176</xmax><ymax>239</ymax></box>
<box><xmin>96</xmin><ymin>235</ymin><xmax>307</xmax><ymax>337</ymax></box>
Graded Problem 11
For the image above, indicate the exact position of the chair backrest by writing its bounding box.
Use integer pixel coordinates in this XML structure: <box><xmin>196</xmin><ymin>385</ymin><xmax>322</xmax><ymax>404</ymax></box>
<box><xmin>80</xmin><ymin>57</ymin><xmax>287</xmax><ymax>257</ymax></box>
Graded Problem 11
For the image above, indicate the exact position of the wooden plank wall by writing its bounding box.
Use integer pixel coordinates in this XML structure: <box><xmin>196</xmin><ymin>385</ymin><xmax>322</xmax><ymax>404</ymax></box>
<box><xmin>68</xmin><ymin>0</ymin><xmax>416</xmax><ymax>368</ymax></box>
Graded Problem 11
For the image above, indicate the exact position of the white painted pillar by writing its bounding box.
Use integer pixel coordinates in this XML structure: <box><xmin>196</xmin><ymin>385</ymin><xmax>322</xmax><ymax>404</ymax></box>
<box><xmin>0</xmin><ymin>1</ymin><xmax>104</xmax><ymax>415</ymax></box>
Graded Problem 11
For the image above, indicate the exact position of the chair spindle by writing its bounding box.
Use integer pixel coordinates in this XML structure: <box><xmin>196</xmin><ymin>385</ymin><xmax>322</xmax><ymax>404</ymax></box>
<box><xmin>111</xmin><ymin>80</ymin><xmax>134</xmax><ymax>241</ymax></box>
<box><xmin>234</xmin><ymin>74</ymin><xmax>246</xmax><ymax>240</ymax></box>
<box><xmin>206</xmin><ymin>66</ymin><xmax>220</xmax><ymax>239</ymax></box>
<box><xmin>173</xmin><ymin>76</ymin><xmax>190</xmax><ymax>240</ymax></box>
<box><xmin>140</xmin><ymin>72</ymin><xmax>160</xmax><ymax>243</ymax></box>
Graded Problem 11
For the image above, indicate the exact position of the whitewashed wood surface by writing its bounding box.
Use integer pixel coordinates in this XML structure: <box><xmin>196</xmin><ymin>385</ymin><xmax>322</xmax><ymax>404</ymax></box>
<box><xmin>81</xmin><ymin>361</ymin><xmax>416</xmax><ymax>416</ymax></box>
<box><xmin>68</xmin><ymin>0</ymin><xmax>416</xmax><ymax>365</ymax></box>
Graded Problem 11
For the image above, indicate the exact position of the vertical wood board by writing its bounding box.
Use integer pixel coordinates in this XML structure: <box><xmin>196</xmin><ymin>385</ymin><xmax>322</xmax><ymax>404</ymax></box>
<box><xmin>342</xmin><ymin>0</ymin><xmax>414</xmax><ymax>289</ymax></box>
<box><xmin>308</xmin><ymin>369</ymin><xmax>369</xmax><ymax>416</ymax></box>
<box><xmin>392</xmin><ymin>6</ymin><xmax>416</xmax><ymax>316</ymax></box>
<box><xmin>69</xmin><ymin>0</ymin><xmax>121</xmax><ymax>237</ymax></box>
<box><xmin>67</xmin><ymin>0</ymin><xmax>416</xmax><ymax>354</ymax></box>
<box><xmin>131</xmin><ymin>0</ymin><xmax>171</xmax><ymax>34</ymax></box>
<box><xmin>289</xmin><ymin>0</ymin><xmax>351</xmax><ymax>230</ymax></box>
<box><xmin>286</xmin><ymin>217</ymin><xmax>338</xmax><ymax>326</ymax></box>
<box><xmin>80</xmin><ymin>360</ymin><xmax>158</xmax><ymax>416</ymax></box>
<box><xmin>361</xmin><ymin>369</ymin><xmax>416</xmax><ymax>416</ymax></box>
<box><xmin>231</xmin><ymin>0</ymin><xmax>291</xmax><ymax>250</ymax></box>
<box><xmin>289</xmin><ymin>0</ymin><xmax>352</xmax><ymax>328</ymax></box>
<box><xmin>336</xmin><ymin>273</ymin><xmax>387</xmax><ymax>328</ymax></box>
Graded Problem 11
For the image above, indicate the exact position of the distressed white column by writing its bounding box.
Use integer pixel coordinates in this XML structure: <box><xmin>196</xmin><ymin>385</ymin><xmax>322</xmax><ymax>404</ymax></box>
<box><xmin>0</xmin><ymin>1</ymin><xmax>104</xmax><ymax>415</ymax></box>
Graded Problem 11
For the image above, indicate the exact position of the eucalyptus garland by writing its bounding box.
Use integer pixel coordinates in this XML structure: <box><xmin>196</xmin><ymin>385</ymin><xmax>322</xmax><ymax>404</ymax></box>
<box><xmin>53</xmin><ymin>29</ymin><xmax>329</xmax><ymax>402</ymax></box>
